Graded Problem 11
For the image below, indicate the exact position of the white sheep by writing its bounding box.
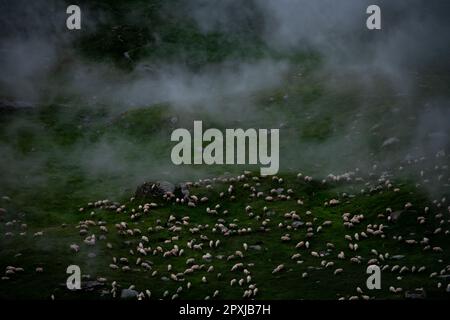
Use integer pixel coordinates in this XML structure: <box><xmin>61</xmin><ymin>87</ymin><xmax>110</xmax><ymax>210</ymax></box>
<box><xmin>272</xmin><ymin>264</ymin><xmax>284</xmax><ymax>274</ymax></box>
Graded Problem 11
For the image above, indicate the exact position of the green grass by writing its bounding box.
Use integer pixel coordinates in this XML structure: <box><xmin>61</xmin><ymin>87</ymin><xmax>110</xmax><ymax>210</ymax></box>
<box><xmin>1</xmin><ymin>171</ymin><xmax>448</xmax><ymax>300</ymax></box>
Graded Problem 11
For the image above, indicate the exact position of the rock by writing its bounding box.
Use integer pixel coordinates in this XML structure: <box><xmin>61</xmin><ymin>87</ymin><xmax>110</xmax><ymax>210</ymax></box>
<box><xmin>390</xmin><ymin>210</ymin><xmax>416</xmax><ymax>222</ymax></box>
<box><xmin>275</xmin><ymin>188</ymin><xmax>284</xmax><ymax>195</ymax></box>
<box><xmin>292</xmin><ymin>221</ymin><xmax>304</xmax><ymax>228</ymax></box>
<box><xmin>81</xmin><ymin>281</ymin><xmax>104</xmax><ymax>291</ymax></box>
<box><xmin>176</xmin><ymin>183</ymin><xmax>190</xmax><ymax>199</ymax></box>
<box><xmin>120</xmin><ymin>289</ymin><xmax>138</xmax><ymax>299</ymax></box>
<box><xmin>389</xmin><ymin>210</ymin><xmax>403</xmax><ymax>222</ymax></box>
<box><xmin>135</xmin><ymin>181</ymin><xmax>175</xmax><ymax>198</ymax></box>
<box><xmin>405</xmin><ymin>289</ymin><xmax>426</xmax><ymax>299</ymax></box>
<box><xmin>135</xmin><ymin>181</ymin><xmax>191</xmax><ymax>200</ymax></box>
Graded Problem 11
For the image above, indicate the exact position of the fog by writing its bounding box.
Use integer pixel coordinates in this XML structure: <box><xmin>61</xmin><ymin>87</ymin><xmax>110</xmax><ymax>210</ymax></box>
<box><xmin>0</xmin><ymin>0</ymin><xmax>449</xmax><ymax>199</ymax></box>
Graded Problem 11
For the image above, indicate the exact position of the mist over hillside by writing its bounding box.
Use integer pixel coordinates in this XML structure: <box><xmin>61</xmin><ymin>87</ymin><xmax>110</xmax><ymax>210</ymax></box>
<box><xmin>0</xmin><ymin>0</ymin><xmax>450</xmax><ymax>303</ymax></box>
<box><xmin>1</xmin><ymin>0</ymin><xmax>449</xmax><ymax>194</ymax></box>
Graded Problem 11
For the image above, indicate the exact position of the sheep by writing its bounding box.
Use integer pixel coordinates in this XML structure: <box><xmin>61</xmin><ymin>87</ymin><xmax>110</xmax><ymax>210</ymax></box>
<box><xmin>295</xmin><ymin>241</ymin><xmax>305</xmax><ymax>249</ymax></box>
<box><xmin>291</xmin><ymin>253</ymin><xmax>301</xmax><ymax>260</ymax></box>
<box><xmin>231</xmin><ymin>263</ymin><xmax>244</xmax><ymax>272</ymax></box>
<box><xmin>350</xmin><ymin>257</ymin><xmax>361</xmax><ymax>264</ymax></box>
<box><xmin>334</xmin><ymin>268</ymin><xmax>343</xmax><ymax>275</ymax></box>
<box><xmin>272</xmin><ymin>264</ymin><xmax>284</xmax><ymax>274</ymax></box>
<box><xmin>70</xmin><ymin>244</ymin><xmax>80</xmax><ymax>253</ymax></box>
<box><xmin>242</xmin><ymin>290</ymin><xmax>252</xmax><ymax>298</ymax></box>
<box><xmin>141</xmin><ymin>262</ymin><xmax>152</xmax><ymax>270</ymax></box>
<box><xmin>184</xmin><ymin>268</ymin><xmax>194</xmax><ymax>275</ymax></box>
<box><xmin>389</xmin><ymin>286</ymin><xmax>402</xmax><ymax>293</ymax></box>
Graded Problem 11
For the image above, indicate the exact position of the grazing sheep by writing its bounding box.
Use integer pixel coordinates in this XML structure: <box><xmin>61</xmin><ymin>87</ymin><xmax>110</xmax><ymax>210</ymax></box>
<box><xmin>70</xmin><ymin>244</ymin><xmax>80</xmax><ymax>253</ymax></box>
<box><xmin>334</xmin><ymin>268</ymin><xmax>343</xmax><ymax>275</ymax></box>
<box><xmin>272</xmin><ymin>264</ymin><xmax>285</xmax><ymax>274</ymax></box>
<box><xmin>231</xmin><ymin>263</ymin><xmax>244</xmax><ymax>272</ymax></box>
<box><xmin>291</xmin><ymin>253</ymin><xmax>301</xmax><ymax>260</ymax></box>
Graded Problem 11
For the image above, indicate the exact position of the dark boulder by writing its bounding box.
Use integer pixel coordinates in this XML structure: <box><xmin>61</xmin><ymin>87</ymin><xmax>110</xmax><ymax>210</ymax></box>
<box><xmin>405</xmin><ymin>289</ymin><xmax>426</xmax><ymax>299</ymax></box>
<box><xmin>120</xmin><ymin>289</ymin><xmax>138</xmax><ymax>299</ymax></box>
<box><xmin>135</xmin><ymin>181</ymin><xmax>175</xmax><ymax>198</ymax></box>
<box><xmin>135</xmin><ymin>181</ymin><xmax>190</xmax><ymax>200</ymax></box>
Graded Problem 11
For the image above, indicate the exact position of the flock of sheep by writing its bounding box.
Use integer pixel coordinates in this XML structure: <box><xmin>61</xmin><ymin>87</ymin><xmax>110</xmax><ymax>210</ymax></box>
<box><xmin>1</xmin><ymin>151</ymin><xmax>450</xmax><ymax>300</ymax></box>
